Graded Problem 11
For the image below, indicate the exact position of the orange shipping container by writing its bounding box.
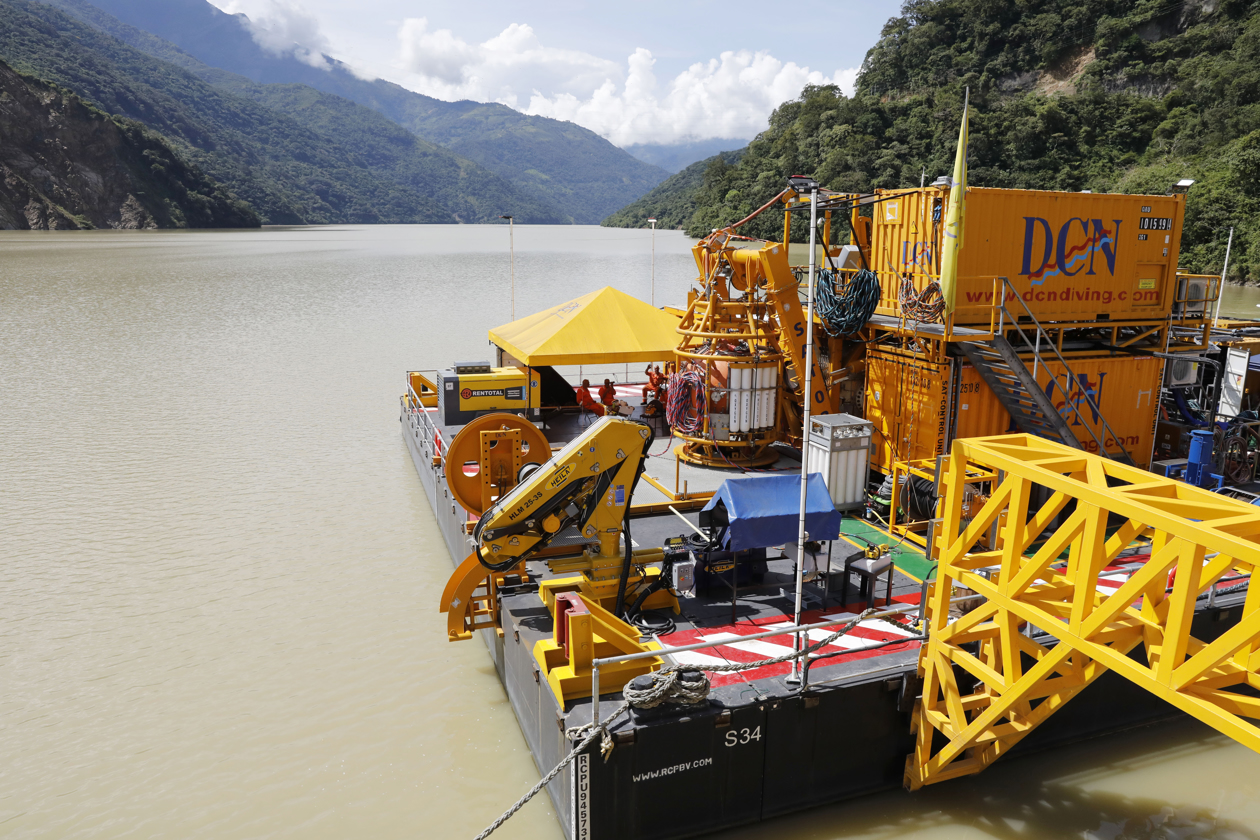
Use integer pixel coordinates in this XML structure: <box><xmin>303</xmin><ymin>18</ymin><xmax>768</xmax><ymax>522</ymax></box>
<box><xmin>868</xmin><ymin>186</ymin><xmax>1186</xmax><ymax>325</ymax></box>
<box><xmin>864</xmin><ymin>349</ymin><xmax>1163</xmax><ymax>471</ymax></box>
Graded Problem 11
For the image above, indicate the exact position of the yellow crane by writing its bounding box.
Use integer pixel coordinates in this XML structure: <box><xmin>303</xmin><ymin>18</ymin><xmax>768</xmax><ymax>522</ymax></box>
<box><xmin>439</xmin><ymin>415</ymin><xmax>673</xmax><ymax>706</ymax></box>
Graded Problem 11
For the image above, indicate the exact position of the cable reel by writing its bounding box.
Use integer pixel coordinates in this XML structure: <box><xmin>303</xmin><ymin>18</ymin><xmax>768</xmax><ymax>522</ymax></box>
<box><xmin>444</xmin><ymin>413</ymin><xmax>551</xmax><ymax>516</ymax></box>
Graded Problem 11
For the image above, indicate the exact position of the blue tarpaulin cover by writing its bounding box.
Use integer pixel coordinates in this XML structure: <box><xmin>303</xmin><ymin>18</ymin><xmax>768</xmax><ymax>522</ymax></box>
<box><xmin>702</xmin><ymin>473</ymin><xmax>842</xmax><ymax>552</ymax></box>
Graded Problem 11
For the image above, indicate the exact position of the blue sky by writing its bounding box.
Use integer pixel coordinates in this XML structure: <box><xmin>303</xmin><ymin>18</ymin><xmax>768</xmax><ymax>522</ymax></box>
<box><xmin>210</xmin><ymin>1</ymin><xmax>902</xmax><ymax>146</ymax></box>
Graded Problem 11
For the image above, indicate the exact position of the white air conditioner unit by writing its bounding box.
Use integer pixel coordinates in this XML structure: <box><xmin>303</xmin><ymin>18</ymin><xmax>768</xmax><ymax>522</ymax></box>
<box><xmin>1175</xmin><ymin>277</ymin><xmax>1211</xmax><ymax>318</ymax></box>
<box><xmin>1166</xmin><ymin>357</ymin><xmax>1200</xmax><ymax>387</ymax></box>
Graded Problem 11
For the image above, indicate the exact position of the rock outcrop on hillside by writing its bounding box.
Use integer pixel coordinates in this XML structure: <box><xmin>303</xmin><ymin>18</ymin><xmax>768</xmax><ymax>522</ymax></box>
<box><xmin>0</xmin><ymin>60</ymin><xmax>257</xmax><ymax>229</ymax></box>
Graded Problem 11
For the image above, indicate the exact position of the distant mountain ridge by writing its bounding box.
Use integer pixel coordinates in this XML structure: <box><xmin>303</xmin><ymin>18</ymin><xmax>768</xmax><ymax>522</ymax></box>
<box><xmin>54</xmin><ymin>0</ymin><xmax>670</xmax><ymax>224</ymax></box>
<box><xmin>0</xmin><ymin>0</ymin><xmax>563</xmax><ymax>224</ymax></box>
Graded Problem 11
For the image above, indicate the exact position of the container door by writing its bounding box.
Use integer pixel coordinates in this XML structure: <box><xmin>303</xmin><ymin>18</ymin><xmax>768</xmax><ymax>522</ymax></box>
<box><xmin>1134</xmin><ymin>264</ymin><xmax>1165</xmax><ymax>309</ymax></box>
<box><xmin>1221</xmin><ymin>347</ymin><xmax>1250</xmax><ymax>418</ymax></box>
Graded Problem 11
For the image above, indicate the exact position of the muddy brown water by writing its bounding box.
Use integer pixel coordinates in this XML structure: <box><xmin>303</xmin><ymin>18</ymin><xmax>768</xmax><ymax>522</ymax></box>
<box><xmin>3</xmin><ymin>226</ymin><xmax>1258</xmax><ymax>839</ymax></box>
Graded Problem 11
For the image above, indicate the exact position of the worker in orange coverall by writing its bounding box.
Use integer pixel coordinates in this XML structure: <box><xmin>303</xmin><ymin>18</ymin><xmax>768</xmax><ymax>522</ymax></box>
<box><xmin>599</xmin><ymin>379</ymin><xmax>617</xmax><ymax>407</ymax></box>
<box><xmin>575</xmin><ymin>379</ymin><xmax>604</xmax><ymax>416</ymax></box>
<box><xmin>641</xmin><ymin>364</ymin><xmax>665</xmax><ymax>404</ymax></box>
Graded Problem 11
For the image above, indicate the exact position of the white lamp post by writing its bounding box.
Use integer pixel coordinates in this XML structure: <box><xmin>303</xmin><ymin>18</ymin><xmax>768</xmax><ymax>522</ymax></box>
<box><xmin>500</xmin><ymin>214</ymin><xmax>515</xmax><ymax>320</ymax></box>
<box><xmin>647</xmin><ymin>217</ymin><xmax>657</xmax><ymax>306</ymax></box>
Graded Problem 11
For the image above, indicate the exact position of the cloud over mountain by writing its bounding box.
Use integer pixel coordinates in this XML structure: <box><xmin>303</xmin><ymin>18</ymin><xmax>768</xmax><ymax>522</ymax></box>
<box><xmin>217</xmin><ymin>0</ymin><xmax>332</xmax><ymax>69</ymax></box>
<box><xmin>395</xmin><ymin>18</ymin><xmax>857</xmax><ymax>147</ymax></box>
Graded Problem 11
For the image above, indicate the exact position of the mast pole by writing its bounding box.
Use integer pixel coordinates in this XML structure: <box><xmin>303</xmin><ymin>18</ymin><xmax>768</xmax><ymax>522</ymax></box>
<box><xmin>499</xmin><ymin>215</ymin><xmax>516</xmax><ymax>319</ymax></box>
<box><xmin>788</xmin><ymin>187</ymin><xmax>819</xmax><ymax>684</ymax></box>
<box><xmin>649</xmin><ymin>217</ymin><xmax>657</xmax><ymax>306</ymax></box>
<box><xmin>1213</xmin><ymin>227</ymin><xmax>1234</xmax><ymax>329</ymax></box>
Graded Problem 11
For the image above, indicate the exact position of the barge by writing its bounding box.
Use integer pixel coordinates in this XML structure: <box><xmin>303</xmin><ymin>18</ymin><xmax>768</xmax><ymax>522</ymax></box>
<box><xmin>402</xmin><ymin>175</ymin><xmax>1260</xmax><ymax>839</ymax></box>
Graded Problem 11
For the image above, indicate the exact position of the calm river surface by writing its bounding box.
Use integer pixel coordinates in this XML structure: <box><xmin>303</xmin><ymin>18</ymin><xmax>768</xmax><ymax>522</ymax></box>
<box><xmin>4</xmin><ymin>225</ymin><xmax>1260</xmax><ymax>840</ymax></box>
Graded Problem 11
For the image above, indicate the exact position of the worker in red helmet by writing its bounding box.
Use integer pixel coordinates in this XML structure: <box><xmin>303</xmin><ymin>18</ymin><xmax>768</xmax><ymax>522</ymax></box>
<box><xmin>575</xmin><ymin>379</ymin><xmax>604</xmax><ymax>416</ymax></box>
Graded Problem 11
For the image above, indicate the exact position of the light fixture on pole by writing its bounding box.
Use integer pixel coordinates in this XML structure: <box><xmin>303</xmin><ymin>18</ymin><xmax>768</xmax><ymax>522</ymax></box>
<box><xmin>647</xmin><ymin>218</ymin><xmax>657</xmax><ymax>306</ymax></box>
<box><xmin>500</xmin><ymin>215</ymin><xmax>515</xmax><ymax>319</ymax></box>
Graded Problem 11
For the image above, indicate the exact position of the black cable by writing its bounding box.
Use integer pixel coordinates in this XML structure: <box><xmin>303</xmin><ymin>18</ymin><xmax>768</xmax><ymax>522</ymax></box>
<box><xmin>815</xmin><ymin>268</ymin><xmax>880</xmax><ymax>336</ymax></box>
<box><xmin>629</xmin><ymin>610</ymin><xmax>677</xmax><ymax>637</ymax></box>
<box><xmin>623</xmin><ymin>555</ymin><xmax>680</xmax><ymax>636</ymax></box>
<box><xmin>614</xmin><ymin>420</ymin><xmax>656</xmax><ymax>618</ymax></box>
<box><xmin>614</xmin><ymin>506</ymin><xmax>634</xmax><ymax>619</ymax></box>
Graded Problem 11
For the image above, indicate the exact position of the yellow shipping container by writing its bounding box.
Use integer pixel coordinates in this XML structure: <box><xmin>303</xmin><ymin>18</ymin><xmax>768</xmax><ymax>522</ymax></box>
<box><xmin>864</xmin><ymin>349</ymin><xmax>1163</xmax><ymax>471</ymax></box>
<box><xmin>868</xmin><ymin>186</ymin><xmax>1186</xmax><ymax>325</ymax></box>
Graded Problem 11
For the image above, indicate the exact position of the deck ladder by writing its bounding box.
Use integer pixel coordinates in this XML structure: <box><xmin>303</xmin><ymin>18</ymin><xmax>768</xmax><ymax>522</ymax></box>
<box><xmin>959</xmin><ymin>278</ymin><xmax>1134</xmax><ymax>466</ymax></box>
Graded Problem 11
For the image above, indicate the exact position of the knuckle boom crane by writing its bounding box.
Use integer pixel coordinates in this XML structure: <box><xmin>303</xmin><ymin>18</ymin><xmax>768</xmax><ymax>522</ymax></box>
<box><xmin>439</xmin><ymin>415</ymin><xmax>679</xmax><ymax>703</ymax></box>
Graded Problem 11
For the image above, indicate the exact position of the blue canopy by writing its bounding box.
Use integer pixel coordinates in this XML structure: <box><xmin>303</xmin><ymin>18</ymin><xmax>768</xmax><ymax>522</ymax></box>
<box><xmin>702</xmin><ymin>473</ymin><xmax>842</xmax><ymax>552</ymax></box>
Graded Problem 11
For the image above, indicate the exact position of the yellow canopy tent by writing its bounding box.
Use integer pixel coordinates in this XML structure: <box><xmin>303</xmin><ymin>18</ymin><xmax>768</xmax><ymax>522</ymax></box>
<box><xmin>489</xmin><ymin>287</ymin><xmax>680</xmax><ymax>366</ymax></box>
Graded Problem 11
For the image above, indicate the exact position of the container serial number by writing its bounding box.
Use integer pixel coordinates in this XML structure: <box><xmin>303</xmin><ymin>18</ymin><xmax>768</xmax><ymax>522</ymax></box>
<box><xmin>1139</xmin><ymin>217</ymin><xmax>1172</xmax><ymax>231</ymax></box>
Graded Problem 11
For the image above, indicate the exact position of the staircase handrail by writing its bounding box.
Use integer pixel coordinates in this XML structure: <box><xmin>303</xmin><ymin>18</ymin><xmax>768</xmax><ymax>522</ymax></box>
<box><xmin>997</xmin><ymin>278</ymin><xmax>1134</xmax><ymax>464</ymax></box>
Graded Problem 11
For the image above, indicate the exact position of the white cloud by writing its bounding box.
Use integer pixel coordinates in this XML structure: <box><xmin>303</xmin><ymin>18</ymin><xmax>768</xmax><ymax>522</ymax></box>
<box><xmin>396</xmin><ymin>20</ymin><xmax>858</xmax><ymax>146</ymax></box>
<box><xmin>217</xmin><ymin>0</ymin><xmax>334</xmax><ymax>70</ymax></box>
<box><xmin>397</xmin><ymin>18</ymin><xmax>618</xmax><ymax>108</ymax></box>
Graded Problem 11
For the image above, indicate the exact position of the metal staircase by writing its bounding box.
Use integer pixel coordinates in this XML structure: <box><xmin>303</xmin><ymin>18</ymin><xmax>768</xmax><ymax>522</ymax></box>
<box><xmin>958</xmin><ymin>338</ymin><xmax>1082</xmax><ymax>449</ymax></box>
<box><xmin>958</xmin><ymin>279</ymin><xmax>1135</xmax><ymax>465</ymax></box>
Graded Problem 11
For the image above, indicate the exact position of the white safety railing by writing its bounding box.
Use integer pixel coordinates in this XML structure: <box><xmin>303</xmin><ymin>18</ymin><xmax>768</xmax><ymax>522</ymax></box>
<box><xmin>404</xmin><ymin>373</ymin><xmax>449</xmax><ymax>473</ymax></box>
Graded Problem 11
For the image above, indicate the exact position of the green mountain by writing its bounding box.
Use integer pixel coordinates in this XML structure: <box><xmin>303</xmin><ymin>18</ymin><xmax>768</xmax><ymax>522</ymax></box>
<box><xmin>49</xmin><ymin>0</ymin><xmax>670</xmax><ymax>224</ymax></box>
<box><xmin>367</xmin><ymin>96</ymin><xmax>670</xmax><ymax>225</ymax></box>
<box><xmin>603</xmin><ymin>149</ymin><xmax>746</xmax><ymax>230</ymax></box>
<box><xmin>0</xmin><ymin>0</ymin><xmax>563</xmax><ymax>224</ymax></box>
<box><xmin>0</xmin><ymin>58</ymin><xmax>256</xmax><ymax>229</ymax></box>
<box><xmin>606</xmin><ymin>0</ymin><xmax>1260</xmax><ymax>283</ymax></box>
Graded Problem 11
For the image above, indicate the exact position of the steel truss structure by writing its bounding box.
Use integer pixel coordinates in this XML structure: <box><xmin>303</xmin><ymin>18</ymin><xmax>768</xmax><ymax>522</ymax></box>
<box><xmin>906</xmin><ymin>434</ymin><xmax>1260</xmax><ymax>789</ymax></box>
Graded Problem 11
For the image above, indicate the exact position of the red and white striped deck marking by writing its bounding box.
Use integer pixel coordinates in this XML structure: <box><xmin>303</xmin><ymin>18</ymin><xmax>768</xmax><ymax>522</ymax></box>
<box><xmin>663</xmin><ymin>596</ymin><xmax>923</xmax><ymax>687</ymax></box>
<box><xmin>656</xmin><ymin>552</ymin><xmax>1250</xmax><ymax>688</ymax></box>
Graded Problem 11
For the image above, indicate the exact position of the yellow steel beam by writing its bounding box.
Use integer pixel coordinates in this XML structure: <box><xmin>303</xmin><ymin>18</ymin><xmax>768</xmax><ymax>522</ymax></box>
<box><xmin>906</xmin><ymin>434</ymin><xmax>1260</xmax><ymax>790</ymax></box>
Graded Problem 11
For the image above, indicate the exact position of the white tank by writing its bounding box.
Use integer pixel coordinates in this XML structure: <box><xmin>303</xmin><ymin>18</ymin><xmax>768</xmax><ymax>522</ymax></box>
<box><xmin>759</xmin><ymin>365</ymin><xmax>777</xmax><ymax>429</ymax></box>
<box><xmin>738</xmin><ymin>366</ymin><xmax>753</xmax><ymax>433</ymax></box>
<box><xmin>730</xmin><ymin>367</ymin><xmax>744</xmax><ymax>433</ymax></box>
<box><xmin>750</xmin><ymin>366</ymin><xmax>763</xmax><ymax>430</ymax></box>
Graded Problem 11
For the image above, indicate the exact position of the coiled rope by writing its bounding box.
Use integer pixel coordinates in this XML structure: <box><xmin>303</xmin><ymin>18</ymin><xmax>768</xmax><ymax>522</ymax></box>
<box><xmin>815</xmin><ymin>268</ymin><xmax>880</xmax><ymax>336</ymax></box>
<box><xmin>665</xmin><ymin>367</ymin><xmax>706</xmax><ymax>436</ymax></box>
<box><xmin>624</xmin><ymin>668</ymin><xmax>711</xmax><ymax>708</ymax></box>
<box><xmin>473</xmin><ymin>607</ymin><xmax>900</xmax><ymax>839</ymax></box>
<box><xmin>898</xmin><ymin>274</ymin><xmax>946</xmax><ymax>323</ymax></box>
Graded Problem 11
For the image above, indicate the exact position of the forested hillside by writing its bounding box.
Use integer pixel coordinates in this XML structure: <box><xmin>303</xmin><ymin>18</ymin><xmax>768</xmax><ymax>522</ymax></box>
<box><xmin>607</xmin><ymin>0</ymin><xmax>1260</xmax><ymax>283</ymax></box>
<box><xmin>0</xmin><ymin>0</ymin><xmax>563</xmax><ymax>224</ymax></box>
<box><xmin>603</xmin><ymin>150</ymin><xmax>746</xmax><ymax>229</ymax></box>
<box><xmin>0</xmin><ymin>59</ymin><xmax>256</xmax><ymax>229</ymax></box>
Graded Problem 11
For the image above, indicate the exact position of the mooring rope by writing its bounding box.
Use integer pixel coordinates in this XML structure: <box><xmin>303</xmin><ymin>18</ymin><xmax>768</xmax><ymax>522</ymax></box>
<box><xmin>472</xmin><ymin>607</ymin><xmax>893</xmax><ymax>839</ymax></box>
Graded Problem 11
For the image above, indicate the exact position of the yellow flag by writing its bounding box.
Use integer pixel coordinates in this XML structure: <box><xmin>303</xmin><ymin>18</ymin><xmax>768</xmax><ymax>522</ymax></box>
<box><xmin>939</xmin><ymin>89</ymin><xmax>968</xmax><ymax>315</ymax></box>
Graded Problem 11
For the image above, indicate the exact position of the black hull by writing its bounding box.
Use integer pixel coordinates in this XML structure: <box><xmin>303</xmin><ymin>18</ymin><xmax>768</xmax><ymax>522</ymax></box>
<box><xmin>402</xmin><ymin>403</ymin><xmax>1243</xmax><ymax>840</ymax></box>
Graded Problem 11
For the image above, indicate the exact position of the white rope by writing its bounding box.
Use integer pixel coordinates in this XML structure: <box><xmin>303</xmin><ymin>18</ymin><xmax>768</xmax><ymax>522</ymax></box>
<box><xmin>471</xmin><ymin>607</ymin><xmax>883</xmax><ymax>839</ymax></box>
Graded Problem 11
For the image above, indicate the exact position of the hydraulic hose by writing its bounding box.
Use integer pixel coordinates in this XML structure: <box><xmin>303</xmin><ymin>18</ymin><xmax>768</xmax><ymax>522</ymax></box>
<box><xmin>613</xmin><ymin>420</ymin><xmax>656</xmax><ymax>618</ymax></box>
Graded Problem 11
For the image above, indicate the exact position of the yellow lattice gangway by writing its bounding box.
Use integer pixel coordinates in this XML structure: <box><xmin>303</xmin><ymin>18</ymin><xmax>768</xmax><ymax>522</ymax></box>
<box><xmin>907</xmin><ymin>434</ymin><xmax>1260</xmax><ymax>790</ymax></box>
